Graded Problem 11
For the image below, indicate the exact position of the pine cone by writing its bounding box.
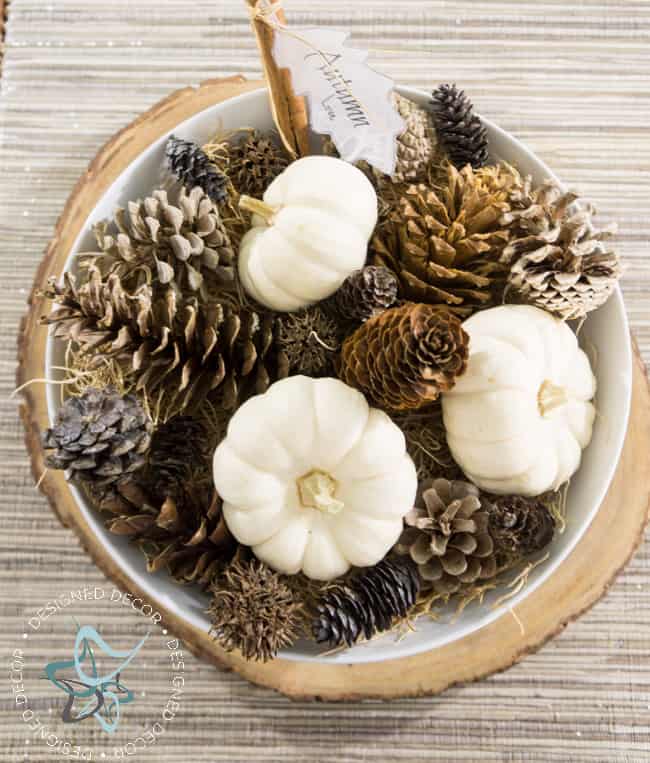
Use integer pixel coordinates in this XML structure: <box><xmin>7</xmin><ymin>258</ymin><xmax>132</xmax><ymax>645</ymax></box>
<box><xmin>337</xmin><ymin>303</ymin><xmax>469</xmax><ymax>412</ymax></box>
<box><xmin>370</xmin><ymin>162</ymin><xmax>519</xmax><ymax>316</ymax></box>
<box><xmin>312</xmin><ymin>558</ymin><xmax>420</xmax><ymax>648</ymax></box>
<box><xmin>323</xmin><ymin>93</ymin><xmax>440</xmax><ymax>184</ymax></box>
<box><xmin>145</xmin><ymin>416</ymin><xmax>217</xmax><ymax>500</ymax></box>
<box><xmin>500</xmin><ymin>180</ymin><xmax>621</xmax><ymax>319</ymax></box>
<box><xmin>274</xmin><ymin>306</ymin><xmax>343</xmax><ymax>376</ymax></box>
<box><xmin>165</xmin><ymin>135</ymin><xmax>228</xmax><ymax>204</ymax></box>
<box><xmin>208</xmin><ymin>559</ymin><xmax>302</xmax><ymax>661</ymax></box>
<box><xmin>430</xmin><ymin>84</ymin><xmax>489</xmax><ymax>169</ymax></box>
<box><xmin>223</xmin><ymin>131</ymin><xmax>290</xmax><ymax>198</ymax></box>
<box><xmin>487</xmin><ymin>495</ymin><xmax>555</xmax><ymax>557</ymax></box>
<box><xmin>82</xmin><ymin>186</ymin><xmax>235</xmax><ymax>301</ymax></box>
<box><xmin>325</xmin><ymin>266</ymin><xmax>399</xmax><ymax>324</ymax></box>
<box><xmin>100</xmin><ymin>478</ymin><xmax>235</xmax><ymax>587</ymax></box>
<box><xmin>41</xmin><ymin>268</ymin><xmax>287</xmax><ymax>412</ymax></box>
<box><xmin>42</xmin><ymin>387</ymin><xmax>152</xmax><ymax>486</ymax></box>
<box><xmin>392</xmin><ymin>92</ymin><xmax>440</xmax><ymax>181</ymax></box>
<box><xmin>395</xmin><ymin>478</ymin><xmax>497</xmax><ymax>594</ymax></box>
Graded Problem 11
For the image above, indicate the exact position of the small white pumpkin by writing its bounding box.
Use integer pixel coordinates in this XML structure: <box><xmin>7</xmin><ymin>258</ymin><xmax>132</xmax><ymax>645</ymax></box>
<box><xmin>237</xmin><ymin>156</ymin><xmax>378</xmax><ymax>312</ymax></box>
<box><xmin>441</xmin><ymin>305</ymin><xmax>596</xmax><ymax>496</ymax></box>
<box><xmin>212</xmin><ymin>376</ymin><xmax>417</xmax><ymax>580</ymax></box>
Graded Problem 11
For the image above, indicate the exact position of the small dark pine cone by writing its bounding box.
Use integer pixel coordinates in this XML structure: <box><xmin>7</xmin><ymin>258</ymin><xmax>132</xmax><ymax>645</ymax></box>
<box><xmin>487</xmin><ymin>495</ymin><xmax>555</xmax><ymax>556</ymax></box>
<box><xmin>145</xmin><ymin>416</ymin><xmax>210</xmax><ymax>501</ymax></box>
<box><xmin>42</xmin><ymin>387</ymin><xmax>152</xmax><ymax>486</ymax></box>
<box><xmin>326</xmin><ymin>266</ymin><xmax>399</xmax><ymax>324</ymax></box>
<box><xmin>430</xmin><ymin>84</ymin><xmax>489</xmax><ymax>169</ymax></box>
<box><xmin>165</xmin><ymin>135</ymin><xmax>228</xmax><ymax>204</ymax></box>
<box><xmin>312</xmin><ymin>558</ymin><xmax>420</xmax><ymax>648</ymax></box>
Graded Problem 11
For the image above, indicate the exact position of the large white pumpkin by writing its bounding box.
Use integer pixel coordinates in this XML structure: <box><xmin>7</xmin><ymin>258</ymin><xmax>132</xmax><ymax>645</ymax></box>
<box><xmin>441</xmin><ymin>305</ymin><xmax>596</xmax><ymax>496</ymax></box>
<box><xmin>212</xmin><ymin>376</ymin><xmax>417</xmax><ymax>580</ymax></box>
<box><xmin>237</xmin><ymin>156</ymin><xmax>377</xmax><ymax>312</ymax></box>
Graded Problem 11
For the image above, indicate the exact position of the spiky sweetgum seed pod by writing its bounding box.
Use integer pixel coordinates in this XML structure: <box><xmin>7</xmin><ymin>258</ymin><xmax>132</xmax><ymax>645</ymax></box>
<box><xmin>208</xmin><ymin>560</ymin><xmax>302</xmax><ymax>662</ymax></box>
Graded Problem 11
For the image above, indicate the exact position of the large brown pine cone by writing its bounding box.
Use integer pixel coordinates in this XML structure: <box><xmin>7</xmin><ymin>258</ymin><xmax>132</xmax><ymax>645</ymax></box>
<box><xmin>394</xmin><ymin>478</ymin><xmax>497</xmax><ymax>594</ymax></box>
<box><xmin>43</xmin><ymin>387</ymin><xmax>152</xmax><ymax>486</ymax></box>
<box><xmin>370</xmin><ymin>162</ymin><xmax>520</xmax><ymax>316</ymax></box>
<box><xmin>41</xmin><ymin>268</ymin><xmax>287</xmax><ymax>412</ymax></box>
<box><xmin>500</xmin><ymin>180</ymin><xmax>621</xmax><ymax>319</ymax></box>
<box><xmin>336</xmin><ymin>303</ymin><xmax>469</xmax><ymax>411</ymax></box>
<box><xmin>99</xmin><ymin>478</ymin><xmax>234</xmax><ymax>588</ymax></box>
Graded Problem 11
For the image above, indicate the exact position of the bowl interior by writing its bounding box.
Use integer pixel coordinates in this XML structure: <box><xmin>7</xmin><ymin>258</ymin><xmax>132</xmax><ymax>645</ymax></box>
<box><xmin>45</xmin><ymin>86</ymin><xmax>632</xmax><ymax>664</ymax></box>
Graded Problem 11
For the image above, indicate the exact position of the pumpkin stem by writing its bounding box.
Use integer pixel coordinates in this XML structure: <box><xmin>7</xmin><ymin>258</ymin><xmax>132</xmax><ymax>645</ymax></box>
<box><xmin>297</xmin><ymin>469</ymin><xmax>344</xmax><ymax>516</ymax></box>
<box><xmin>538</xmin><ymin>380</ymin><xmax>569</xmax><ymax>416</ymax></box>
<box><xmin>238</xmin><ymin>194</ymin><xmax>278</xmax><ymax>224</ymax></box>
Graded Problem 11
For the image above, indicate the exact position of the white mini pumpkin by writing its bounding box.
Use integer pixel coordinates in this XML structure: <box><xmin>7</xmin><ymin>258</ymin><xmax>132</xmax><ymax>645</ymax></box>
<box><xmin>237</xmin><ymin>156</ymin><xmax>378</xmax><ymax>312</ymax></box>
<box><xmin>441</xmin><ymin>305</ymin><xmax>596</xmax><ymax>496</ymax></box>
<box><xmin>212</xmin><ymin>376</ymin><xmax>417</xmax><ymax>580</ymax></box>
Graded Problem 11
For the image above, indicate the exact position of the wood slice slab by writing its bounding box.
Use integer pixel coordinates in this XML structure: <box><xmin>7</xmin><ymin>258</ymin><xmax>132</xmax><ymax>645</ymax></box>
<box><xmin>17</xmin><ymin>77</ymin><xmax>650</xmax><ymax>701</ymax></box>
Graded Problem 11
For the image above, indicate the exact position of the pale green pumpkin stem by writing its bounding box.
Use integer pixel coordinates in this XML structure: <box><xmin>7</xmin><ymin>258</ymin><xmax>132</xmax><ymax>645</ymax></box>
<box><xmin>297</xmin><ymin>470</ymin><xmax>344</xmax><ymax>516</ymax></box>
<box><xmin>538</xmin><ymin>380</ymin><xmax>569</xmax><ymax>416</ymax></box>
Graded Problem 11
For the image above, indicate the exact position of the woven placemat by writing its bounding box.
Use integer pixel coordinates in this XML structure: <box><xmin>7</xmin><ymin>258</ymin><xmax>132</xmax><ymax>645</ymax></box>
<box><xmin>1</xmin><ymin>2</ymin><xmax>649</xmax><ymax>761</ymax></box>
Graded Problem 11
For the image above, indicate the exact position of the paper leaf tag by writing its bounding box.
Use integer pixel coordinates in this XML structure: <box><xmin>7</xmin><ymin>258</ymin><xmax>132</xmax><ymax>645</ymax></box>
<box><xmin>272</xmin><ymin>27</ymin><xmax>405</xmax><ymax>175</ymax></box>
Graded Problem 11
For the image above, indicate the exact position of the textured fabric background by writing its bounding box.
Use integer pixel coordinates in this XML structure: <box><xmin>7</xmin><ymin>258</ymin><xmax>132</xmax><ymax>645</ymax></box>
<box><xmin>1</xmin><ymin>1</ymin><xmax>649</xmax><ymax>761</ymax></box>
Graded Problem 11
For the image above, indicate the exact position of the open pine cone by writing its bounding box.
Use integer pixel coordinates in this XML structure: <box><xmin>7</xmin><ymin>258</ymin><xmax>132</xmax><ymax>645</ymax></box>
<box><xmin>41</xmin><ymin>268</ymin><xmax>287</xmax><ymax>412</ymax></box>
<box><xmin>500</xmin><ymin>179</ymin><xmax>621</xmax><ymax>319</ymax></box>
<box><xmin>99</xmin><ymin>478</ymin><xmax>234</xmax><ymax>588</ymax></box>
<box><xmin>395</xmin><ymin>478</ymin><xmax>497</xmax><ymax>594</ymax></box>
<box><xmin>81</xmin><ymin>186</ymin><xmax>235</xmax><ymax>302</ymax></box>
<box><xmin>371</xmin><ymin>162</ymin><xmax>520</xmax><ymax>315</ymax></box>
<box><xmin>43</xmin><ymin>387</ymin><xmax>152</xmax><ymax>486</ymax></box>
<box><xmin>337</xmin><ymin>303</ymin><xmax>469</xmax><ymax>411</ymax></box>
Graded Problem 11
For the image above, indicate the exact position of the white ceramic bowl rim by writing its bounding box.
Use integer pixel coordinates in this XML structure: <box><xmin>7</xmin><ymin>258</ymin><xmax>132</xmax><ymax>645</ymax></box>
<box><xmin>45</xmin><ymin>86</ymin><xmax>632</xmax><ymax>664</ymax></box>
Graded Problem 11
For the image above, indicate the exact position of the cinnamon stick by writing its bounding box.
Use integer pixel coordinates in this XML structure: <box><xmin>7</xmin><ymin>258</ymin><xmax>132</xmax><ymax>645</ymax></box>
<box><xmin>245</xmin><ymin>0</ymin><xmax>310</xmax><ymax>158</ymax></box>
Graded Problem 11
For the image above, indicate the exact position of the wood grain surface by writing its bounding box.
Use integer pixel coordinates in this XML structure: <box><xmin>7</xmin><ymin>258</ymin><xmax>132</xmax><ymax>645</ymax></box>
<box><xmin>2</xmin><ymin>1</ymin><xmax>650</xmax><ymax>761</ymax></box>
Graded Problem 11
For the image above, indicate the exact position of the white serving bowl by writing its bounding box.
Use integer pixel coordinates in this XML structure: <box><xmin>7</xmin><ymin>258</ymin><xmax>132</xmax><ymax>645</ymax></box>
<box><xmin>45</xmin><ymin>86</ymin><xmax>632</xmax><ymax>664</ymax></box>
